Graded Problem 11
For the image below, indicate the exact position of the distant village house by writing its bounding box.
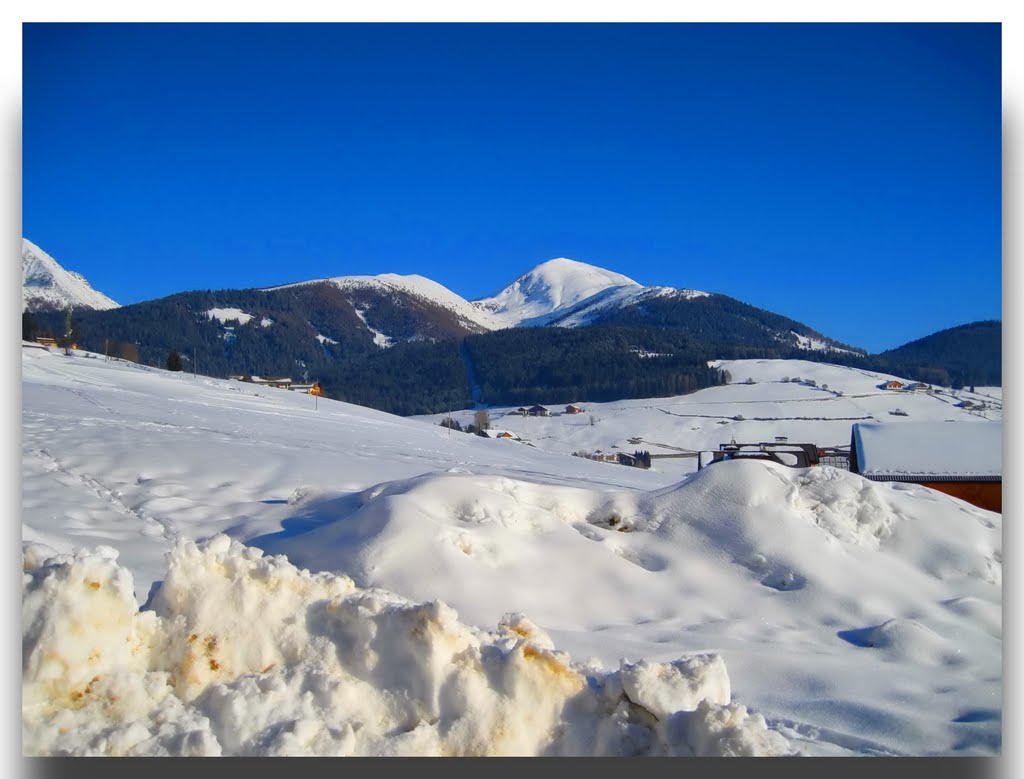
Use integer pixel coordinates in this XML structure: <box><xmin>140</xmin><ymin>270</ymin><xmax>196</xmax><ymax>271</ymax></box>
<box><xmin>231</xmin><ymin>375</ymin><xmax>322</xmax><ymax>394</ymax></box>
<box><xmin>483</xmin><ymin>429</ymin><xmax>520</xmax><ymax>441</ymax></box>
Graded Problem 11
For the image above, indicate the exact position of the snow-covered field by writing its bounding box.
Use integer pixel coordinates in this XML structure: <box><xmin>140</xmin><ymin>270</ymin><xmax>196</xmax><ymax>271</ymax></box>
<box><xmin>419</xmin><ymin>358</ymin><xmax>1002</xmax><ymax>483</ymax></box>
<box><xmin>20</xmin><ymin>347</ymin><xmax>1002</xmax><ymax>756</ymax></box>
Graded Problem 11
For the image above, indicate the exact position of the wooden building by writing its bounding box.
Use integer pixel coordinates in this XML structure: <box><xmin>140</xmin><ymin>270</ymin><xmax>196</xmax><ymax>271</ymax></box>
<box><xmin>849</xmin><ymin>421</ymin><xmax>1001</xmax><ymax>512</ymax></box>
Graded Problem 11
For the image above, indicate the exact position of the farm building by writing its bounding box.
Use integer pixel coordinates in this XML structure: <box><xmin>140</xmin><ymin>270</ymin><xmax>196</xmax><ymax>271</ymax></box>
<box><xmin>849</xmin><ymin>421</ymin><xmax>1001</xmax><ymax>512</ymax></box>
<box><xmin>528</xmin><ymin>405</ymin><xmax>551</xmax><ymax>417</ymax></box>
<box><xmin>483</xmin><ymin>429</ymin><xmax>520</xmax><ymax>441</ymax></box>
<box><xmin>564</xmin><ymin>404</ymin><xmax>585</xmax><ymax>414</ymax></box>
<box><xmin>882</xmin><ymin>380</ymin><xmax>905</xmax><ymax>391</ymax></box>
<box><xmin>291</xmin><ymin>381</ymin><xmax>322</xmax><ymax>395</ymax></box>
<box><xmin>230</xmin><ymin>375</ymin><xmax>293</xmax><ymax>389</ymax></box>
<box><xmin>230</xmin><ymin>375</ymin><xmax>320</xmax><ymax>393</ymax></box>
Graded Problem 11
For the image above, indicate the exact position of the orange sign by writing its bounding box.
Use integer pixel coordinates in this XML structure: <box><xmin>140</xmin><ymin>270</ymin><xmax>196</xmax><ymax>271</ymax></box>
<box><xmin>309</xmin><ymin>382</ymin><xmax>322</xmax><ymax>396</ymax></box>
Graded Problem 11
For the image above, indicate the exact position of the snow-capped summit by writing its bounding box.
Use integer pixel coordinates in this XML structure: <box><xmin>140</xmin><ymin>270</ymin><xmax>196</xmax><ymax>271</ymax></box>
<box><xmin>22</xmin><ymin>238</ymin><xmax>119</xmax><ymax>312</ymax></box>
<box><xmin>270</xmin><ymin>271</ymin><xmax>502</xmax><ymax>334</ymax></box>
<box><xmin>472</xmin><ymin>257</ymin><xmax>643</xmax><ymax>327</ymax></box>
<box><xmin>323</xmin><ymin>272</ymin><xmax>502</xmax><ymax>331</ymax></box>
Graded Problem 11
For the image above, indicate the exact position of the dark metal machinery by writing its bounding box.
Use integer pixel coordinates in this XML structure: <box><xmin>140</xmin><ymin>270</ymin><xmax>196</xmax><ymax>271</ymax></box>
<box><xmin>698</xmin><ymin>441</ymin><xmax>850</xmax><ymax>470</ymax></box>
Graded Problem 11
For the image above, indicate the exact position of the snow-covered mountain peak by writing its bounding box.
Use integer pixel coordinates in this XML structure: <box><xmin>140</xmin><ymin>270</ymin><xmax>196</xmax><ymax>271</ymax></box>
<box><xmin>270</xmin><ymin>271</ymin><xmax>502</xmax><ymax>332</ymax></box>
<box><xmin>520</xmin><ymin>257</ymin><xmax>640</xmax><ymax>293</ymax></box>
<box><xmin>473</xmin><ymin>257</ymin><xmax>642</xmax><ymax>327</ymax></box>
<box><xmin>22</xmin><ymin>238</ymin><xmax>119</xmax><ymax>312</ymax></box>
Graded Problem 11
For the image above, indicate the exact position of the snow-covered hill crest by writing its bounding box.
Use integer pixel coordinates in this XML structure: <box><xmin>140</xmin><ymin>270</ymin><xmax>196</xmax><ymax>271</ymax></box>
<box><xmin>472</xmin><ymin>257</ymin><xmax>647</xmax><ymax>328</ymax></box>
<box><xmin>270</xmin><ymin>272</ymin><xmax>501</xmax><ymax>334</ymax></box>
<box><xmin>22</xmin><ymin>238</ymin><xmax>120</xmax><ymax>312</ymax></box>
<box><xmin>327</xmin><ymin>273</ymin><xmax>502</xmax><ymax>332</ymax></box>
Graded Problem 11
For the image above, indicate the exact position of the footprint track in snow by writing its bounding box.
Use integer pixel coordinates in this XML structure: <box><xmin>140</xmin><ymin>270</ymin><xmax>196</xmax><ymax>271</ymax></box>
<box><xmin>24</xmin><ymin>446</ymin><xmax>179</xmax><ymax>545</ymax></box>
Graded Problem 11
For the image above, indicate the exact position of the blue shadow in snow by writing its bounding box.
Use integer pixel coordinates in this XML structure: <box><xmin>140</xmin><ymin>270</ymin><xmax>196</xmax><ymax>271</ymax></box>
<box><xmin>247</xmin><ymin>491</ymin><xmax>366</xmax><ymax>552</ymax></box>
<box><xmin>837</xmin><ymin>626</ymin><xmax>879</xmax><ymax>648</ymax></box>
<box><xmin>953</xmin><ymin>709</ymin><xmax>1001</xmax><ymax>724</ymax></box>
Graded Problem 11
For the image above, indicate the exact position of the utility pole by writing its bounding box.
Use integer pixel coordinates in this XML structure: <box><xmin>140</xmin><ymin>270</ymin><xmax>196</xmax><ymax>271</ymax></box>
<box><xmin>193</xmin><ymin>348</ymin><xmax>197</xmax><ymax>379</ymax></box>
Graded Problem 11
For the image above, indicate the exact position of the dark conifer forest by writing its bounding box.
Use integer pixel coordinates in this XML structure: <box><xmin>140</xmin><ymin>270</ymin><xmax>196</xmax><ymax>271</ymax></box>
<box><xmin>28</xmin><ymin>284</ymin><xmax>1000</xmax><ymax>416</ymax></box>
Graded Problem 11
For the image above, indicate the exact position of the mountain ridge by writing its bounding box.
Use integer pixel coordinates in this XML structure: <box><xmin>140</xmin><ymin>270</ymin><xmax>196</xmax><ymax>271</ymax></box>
<box><xmin>258</xmin><ymin>254</ymin><xmax>852</xmax><ymax>355</ymax></box>
<box><xmin>22</xmin><ymin>238</ymin><xmax>120</xmax><ymax>313</ymax></box>
<box><xmin>20</xmin><ymin>240</ymin><xmax>853</xmax><ymax>355</ymax></box>
<box><xmin>22</xmin><ymin>239</ymin><xmax>999</xmax><ymax>414</ymax></box>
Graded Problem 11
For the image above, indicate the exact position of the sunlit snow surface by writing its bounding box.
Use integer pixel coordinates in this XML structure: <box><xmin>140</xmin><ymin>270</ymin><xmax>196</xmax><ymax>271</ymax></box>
<box><xmin>205</xmin><ymin>308</ymin><xmax>254</xmax><ymax>325</ymax></box>
<box><xmin>21</xmin><ymin>348</ymin><xmax>1001</xmax><ymax>756</ymax></box>
<box><xmin>22</xmin><ymin>238</ymin><xmax>120</xmax><ymax>312</ymax></box>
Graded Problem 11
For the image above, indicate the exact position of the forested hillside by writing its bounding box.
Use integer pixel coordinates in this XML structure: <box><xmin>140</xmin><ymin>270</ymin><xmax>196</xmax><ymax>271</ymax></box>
<box><xmin>589</xmin><ymin>291</ymin><xmax>864</xmax><ymax>354</ymax></box>
<box><xmin>465</xmin><ymin>326</ymin><xmax>727</xmax><ymax>406</ymax></box>
<box><xmin>868</xmin><ymin>320</ymin><xmax>1002</xmax><ymax>388</ymax></box>
<box><xmin>25</xmin><ymin>281</ymin><xmax>1000</xmax><ymax>415</ymax></box>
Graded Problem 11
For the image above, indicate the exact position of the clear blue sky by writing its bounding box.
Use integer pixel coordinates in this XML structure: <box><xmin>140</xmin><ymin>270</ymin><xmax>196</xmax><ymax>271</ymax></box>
<box><xmin>22</xmin><ymin>22</ymin><xmax>1001</xmax><ymax>353</ymax></box>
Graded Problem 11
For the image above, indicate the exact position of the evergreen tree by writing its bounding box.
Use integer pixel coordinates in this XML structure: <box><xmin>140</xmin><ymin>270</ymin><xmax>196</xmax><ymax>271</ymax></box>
<box><xmin>22</xmin><ymin>311</ymin><xmax>37</xmax><ymax>342</ymax></box>
<box><xmin>166</xmin><ymin>350</ymin><xmax>184</xmax><ymax>371</ymax></box>
<box><xmin>59</xmin><ymin>306</ymin><xmax>78</xmax><ymax>355</ymax></box>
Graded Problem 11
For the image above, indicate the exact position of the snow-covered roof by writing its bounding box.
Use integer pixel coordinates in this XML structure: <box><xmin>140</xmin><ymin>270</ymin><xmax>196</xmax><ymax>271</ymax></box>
<box><xmin>852</xmin><ymin>421</ymin><xmax>1001</xmax><ymax>479</ymax></box>
<box><xmin>483</xmin><ymin>429</ymin><xmax>519</xmax><ymax>439</ymax></box>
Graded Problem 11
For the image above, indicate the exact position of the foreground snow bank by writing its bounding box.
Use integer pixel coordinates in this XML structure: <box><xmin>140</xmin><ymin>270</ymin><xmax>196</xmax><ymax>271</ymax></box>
<box><xmin>22</xmin><ymin>536</ymin><xmax>792</xmax><ymax>757</ymax></box>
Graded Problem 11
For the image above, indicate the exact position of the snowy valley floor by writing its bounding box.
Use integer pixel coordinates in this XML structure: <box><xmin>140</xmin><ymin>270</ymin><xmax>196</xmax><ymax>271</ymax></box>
<box><xmin>20</xmin><ymin>347</ymin><xmax>1002</xmax><ymax>756</ymax></box>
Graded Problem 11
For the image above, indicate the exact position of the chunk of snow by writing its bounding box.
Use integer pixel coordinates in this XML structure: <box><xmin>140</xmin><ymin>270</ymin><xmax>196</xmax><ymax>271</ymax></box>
<box><xmin>22</xmin><ymin>537</ymin><xmax>791</xmax><ymax>756</ymax></box>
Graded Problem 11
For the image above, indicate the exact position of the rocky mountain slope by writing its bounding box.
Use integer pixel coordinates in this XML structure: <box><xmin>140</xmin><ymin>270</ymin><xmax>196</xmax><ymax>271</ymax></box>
<box><xmin>22</xmin><ymin>238</ymin><xmax>119</xmax><ymax>312</ymax></box>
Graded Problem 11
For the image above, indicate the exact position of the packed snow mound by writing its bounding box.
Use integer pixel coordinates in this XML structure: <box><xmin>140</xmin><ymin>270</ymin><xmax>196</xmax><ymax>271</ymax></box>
<box><xmin>838</xmin><ymin>619</ymin><xmax>950</xmax><ymax>664</ymax></box>
<box><xmin>634</xmin><ymin>460</ymin><xmax>900</xmax><ymax>546</ymax></box>
<box><xmin>632</xmin><ymin>460</ymin><xmax>1001</xmax><ymax>588</ymax></box>
<box><xmin>21</xmin><ymin>347</ymin><xmax>1003</xmax><ymax>756</ymax></box>
<box><xmin>259</xmin><ymin>471</ymin><xmax>655</xmax><ymax>628</ymax></box>
<box><xmin>473</xmin><ymin>257</ymin><xmax>642</xmax><ymax>327</ymax></box>
<box><xmin>22</xmin><ymin>537</ymin><xmax>792</xmax><ymax>757</ymax></box>
<box><xmin>22</xmin><ymin>238</ymin><xmax>120</xmax><ymax>312</ymax></box>
<box><xmin>255</xmin><ymin>461</ymin><xmax>1001</xmax><ymax>670</ymax></box>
